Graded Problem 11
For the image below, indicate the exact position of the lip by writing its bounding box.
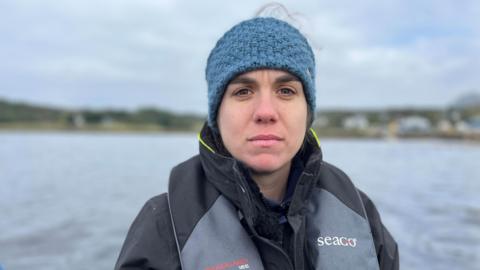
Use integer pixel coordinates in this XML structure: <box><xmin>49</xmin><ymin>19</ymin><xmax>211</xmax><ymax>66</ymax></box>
<box><xmin>247</xmin><ymin>134</ymin><xmax>283</xmax><ymax>141</ymax></box>
<box><xmin>247</xmin><ymin>134</ymin><xmax>283</xmax><ymax>147</ymax></box>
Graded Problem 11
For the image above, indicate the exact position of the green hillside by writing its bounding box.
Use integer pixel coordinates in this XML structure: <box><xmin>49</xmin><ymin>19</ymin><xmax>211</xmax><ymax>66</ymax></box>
<box><xmin>0</xmin><ymin>98</ymin><xmax>205</xmax><ymax>131</ymax></box>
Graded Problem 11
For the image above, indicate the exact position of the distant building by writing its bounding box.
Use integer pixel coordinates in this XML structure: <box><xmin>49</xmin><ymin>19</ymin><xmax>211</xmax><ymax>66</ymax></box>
<box><xmin>455</xmin><ymin>121</ymin><xmax>470</xmax><ymax>133</ymax></box>
<box><xmin>72</xmin><ymin>113</ymin><xmax>85</xmax><ymax>128</ymax></box>
<box><xmin>397</xmin><ymin>116</ymin><xmax>432</xmax><ymax>135</ymax></box>
<box><xmin>466</xmin><ymin>116</ymin><xmax>480</xmax><ymax>134</ymax></box>
<box><xmin>343</xmin><ymin>114</ymin><xmax>369</xmax><ymax>130</ymax></box>
<box><xmin>437</xmin><ymin>119</ymin><xmax>453</xmax><ymax>133</ymax></box>
<box><xmin>101</xmin><ymin>116</ymin><xmax>114</xmax><ymax>127</ymax></box>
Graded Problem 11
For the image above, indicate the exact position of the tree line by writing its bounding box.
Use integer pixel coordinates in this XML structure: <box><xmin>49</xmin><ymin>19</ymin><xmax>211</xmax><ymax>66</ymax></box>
<box><xmin>1</xmin><ymin>97</ymin><xmax>479</xmax><ymax>132</ymax></box>
<box><xmin>0</xmin><ymin>99</ymin><xmax>205</xmax><ymax>131</ymax></box>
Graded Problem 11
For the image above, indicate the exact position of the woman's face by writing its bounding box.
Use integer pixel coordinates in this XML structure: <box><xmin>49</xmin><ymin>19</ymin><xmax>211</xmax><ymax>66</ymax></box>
<box><xmin>218</xmin><ymin>69</ymin><xmax>308</xmax><ymax>174</ymax></box>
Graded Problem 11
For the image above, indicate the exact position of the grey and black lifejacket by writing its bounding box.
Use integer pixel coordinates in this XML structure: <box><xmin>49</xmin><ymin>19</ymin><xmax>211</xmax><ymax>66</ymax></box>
<box><xmin>167</xmin><ymin>129</ymin><xmax>380</xmax><ymax>270</ymax></box>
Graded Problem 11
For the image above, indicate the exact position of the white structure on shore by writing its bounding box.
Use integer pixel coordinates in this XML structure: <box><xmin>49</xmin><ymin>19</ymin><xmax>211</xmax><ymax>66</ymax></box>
<box><xmin>397</xmin><ymin>116</ymin><xmax>432</xmax><ymax>135</ymax></box>
<box><xmin>343</xmin><ymin>114</ymin><xmax>369</xmax><ymax>130</ymax></box>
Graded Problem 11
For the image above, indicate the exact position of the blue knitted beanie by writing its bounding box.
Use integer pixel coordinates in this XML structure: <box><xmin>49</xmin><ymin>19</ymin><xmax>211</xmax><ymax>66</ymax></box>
<box><xmin>206</xmin><ymin>17</ymin><xmax>316</xmax><ymax>130</ymax></box>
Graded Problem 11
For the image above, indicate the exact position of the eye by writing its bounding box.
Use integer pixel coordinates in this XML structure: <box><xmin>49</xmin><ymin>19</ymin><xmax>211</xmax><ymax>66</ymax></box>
<box><xmin>233</xmin><ymin>88</ymin><xmax>253</xmax><ymax>97</ymax></box>
<box><xmin>277</xmin><ymin>87</ymin><xmax>296</xmax><ymax>96</ymax></box>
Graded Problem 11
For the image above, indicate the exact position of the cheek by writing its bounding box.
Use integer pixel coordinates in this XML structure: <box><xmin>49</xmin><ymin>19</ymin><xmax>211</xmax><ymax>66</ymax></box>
<box><xmin>220</xmin><ymin>120</ymin><xmax>236</xmax><ymax>143</ymax></box>
<box><xmin>292</xmin><ymin>122</ymin><xmax>307</xmax><ymax>148</ymax></box>
<box><xmin>218</xmin><ymin>99</ymin><xmax>253</xmax><ymax>133</ymax></box>
<box><xmin>287</xmin><ymin>101</ymin><xmax>308</xmax><ymax>126</ymax></box>
<box><xmin>218</xmin><ymin>102</ymin><xmax>242</xmax><ymax>151</ymax></box>
<box><xmin>287</xmin><ymin>103</ymin><xmax>308</xmax><ymax>147</ymax></box>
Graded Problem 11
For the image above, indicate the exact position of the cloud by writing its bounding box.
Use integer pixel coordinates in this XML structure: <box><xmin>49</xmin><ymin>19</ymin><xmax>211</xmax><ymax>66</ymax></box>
<box><xmin>0</xmin><ymin>0</ymin><xmax>478</xmax><ymax>112</ymax></box>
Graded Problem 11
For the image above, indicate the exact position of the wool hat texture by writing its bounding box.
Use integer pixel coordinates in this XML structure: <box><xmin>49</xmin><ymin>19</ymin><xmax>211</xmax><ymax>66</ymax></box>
<box><xmin>205</xmin><ymin>17</ymin><xmax>316</xmax><ymax>130</ymax></box>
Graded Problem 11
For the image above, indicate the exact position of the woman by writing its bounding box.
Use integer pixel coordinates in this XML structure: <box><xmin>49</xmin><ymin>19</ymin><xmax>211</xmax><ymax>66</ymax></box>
<box><xmin>115</xmin><ymin>16</ymin><xmax>399</xmax><ymax>270</ymax></box>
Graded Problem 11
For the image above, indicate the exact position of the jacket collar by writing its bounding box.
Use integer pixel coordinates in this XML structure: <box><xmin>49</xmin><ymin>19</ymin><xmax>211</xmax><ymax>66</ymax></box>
<box><xmin>197</xmin><ymin>123</ymin><xmax>324</xmax><ymax>220</ymax></box>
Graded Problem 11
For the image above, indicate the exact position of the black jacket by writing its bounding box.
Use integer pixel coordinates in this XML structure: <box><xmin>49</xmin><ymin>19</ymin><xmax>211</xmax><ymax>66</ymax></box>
<box><xmin>115</xmin><ymin>126</ymin><xmax>399</xmax><ymax>269</ymax></box>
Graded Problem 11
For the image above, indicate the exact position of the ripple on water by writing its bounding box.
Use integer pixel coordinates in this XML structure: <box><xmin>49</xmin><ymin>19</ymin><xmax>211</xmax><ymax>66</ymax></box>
<box><xmin>0</xmin><ymin>219</ymin><xmax>90</xmax><ymax>267</ymax></box>
<box><xmin>463</xmin><ymin>206</ymin><xmax>480</xmax><ymax>226</ymax></box>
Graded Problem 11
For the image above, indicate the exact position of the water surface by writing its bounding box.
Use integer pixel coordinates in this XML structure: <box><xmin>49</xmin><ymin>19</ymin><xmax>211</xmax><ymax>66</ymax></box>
<box><xmin>0</xmin><ymin>133</ymin><xmax>479</xmax><ymax>269</ymax></box>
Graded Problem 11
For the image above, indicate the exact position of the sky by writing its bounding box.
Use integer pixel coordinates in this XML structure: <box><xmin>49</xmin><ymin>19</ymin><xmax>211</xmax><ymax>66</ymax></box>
<box><xmin>0</xmin><ymin>0</ymin><xmax>479</xmax><ymax>114</ymax></box>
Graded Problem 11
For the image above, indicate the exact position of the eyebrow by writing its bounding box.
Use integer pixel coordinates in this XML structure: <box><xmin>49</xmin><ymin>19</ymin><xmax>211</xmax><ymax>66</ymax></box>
<box><xmin>229</xmin><ymin>76</ymin><xmax>256</xmax><ymax>85</ymax></box>
<box><xmin>275</xmin><ymin>74</ymin><xmax>301</xmax><ymax>84</ymax></box>
<box><xmin>228</xmin><ymin>73</ymin><xmax>301</xmax><ymax>85</ymax></box>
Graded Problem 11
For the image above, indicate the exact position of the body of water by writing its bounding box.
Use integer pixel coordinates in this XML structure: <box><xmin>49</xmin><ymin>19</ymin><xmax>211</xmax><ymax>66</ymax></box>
<box><xmin>0</xmin><ymin>132</ymin><xmax>479</xmax><ymax>269</ymax></box>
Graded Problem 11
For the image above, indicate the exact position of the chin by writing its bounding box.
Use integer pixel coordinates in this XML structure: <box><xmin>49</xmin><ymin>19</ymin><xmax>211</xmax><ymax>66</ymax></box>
<box><xmin>243</xmin><ymin>155</ymin><xmax>288</xmax><ymax>174</ymax></box>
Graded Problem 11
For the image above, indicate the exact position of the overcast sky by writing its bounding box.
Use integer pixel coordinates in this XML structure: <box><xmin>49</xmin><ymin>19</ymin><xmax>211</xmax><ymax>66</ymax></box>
<box><xmin>1</xmin><ymin>0</ymin><xmax>479</xmax><ymax>113</ymax></box>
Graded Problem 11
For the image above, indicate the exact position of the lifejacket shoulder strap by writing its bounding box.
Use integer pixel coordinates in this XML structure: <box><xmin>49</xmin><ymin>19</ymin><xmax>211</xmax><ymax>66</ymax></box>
<box><xmin>167</xmin><ymin>156</ymin><xmax>264</xmax><ymax>270</ymax></box>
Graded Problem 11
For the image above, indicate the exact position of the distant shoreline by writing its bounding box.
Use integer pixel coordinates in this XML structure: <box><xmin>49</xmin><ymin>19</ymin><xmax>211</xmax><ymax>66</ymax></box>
<box><xmin>2</xmin><ymin>97</ymin><xmax>480</xmax><ymax>141</ymax></box>
<box><xmin>2</xmin><ymin>125</ymin><xmax>479</xmax><ymax>142</ymax></box>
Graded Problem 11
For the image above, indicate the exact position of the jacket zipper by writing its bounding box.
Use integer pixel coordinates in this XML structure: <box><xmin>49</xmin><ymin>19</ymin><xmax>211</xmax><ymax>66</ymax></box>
<box><xmin>232</xmin><ymin>161</ymin><xmax>295</xmax><ymax>270</ymax></box>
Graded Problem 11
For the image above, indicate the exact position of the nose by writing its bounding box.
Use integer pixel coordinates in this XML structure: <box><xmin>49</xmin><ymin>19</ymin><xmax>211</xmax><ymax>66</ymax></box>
<box><xmin>253</xmin><ymin>91</ymin><xmax>278</xmax><ymax>124</ymax></box>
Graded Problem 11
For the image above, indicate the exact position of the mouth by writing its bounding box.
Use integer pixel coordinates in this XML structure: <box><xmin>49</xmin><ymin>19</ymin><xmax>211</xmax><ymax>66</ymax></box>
<box><xmin>247</xmin><ymin>134</ymin><xmax>283</xmax><ymax>147</ymax></box>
